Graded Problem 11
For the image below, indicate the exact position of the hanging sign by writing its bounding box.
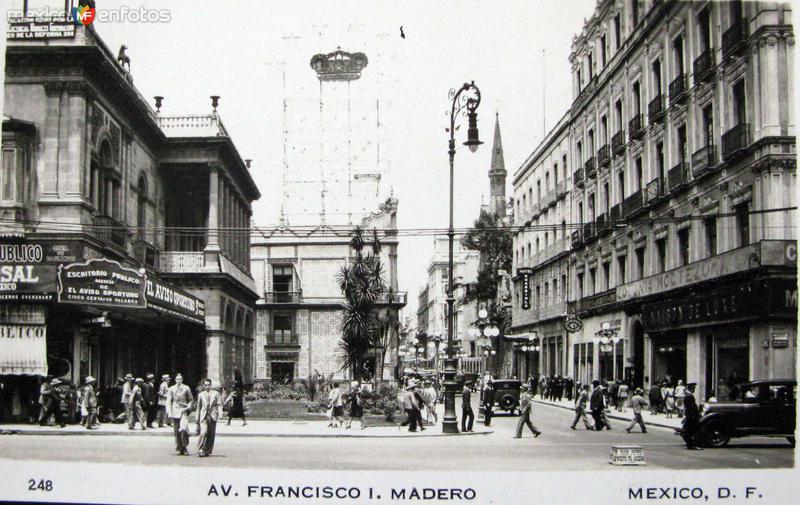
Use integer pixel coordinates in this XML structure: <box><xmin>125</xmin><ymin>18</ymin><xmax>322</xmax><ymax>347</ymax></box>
<box><xmin>518</xmin><ymin>267</ymin><xmax>533</xmax><ymax>310</ymax></box>
<box><xmin>58</xmin><ymin>258</ymin><xmax>146</xmax><ymax>308</ymax></box>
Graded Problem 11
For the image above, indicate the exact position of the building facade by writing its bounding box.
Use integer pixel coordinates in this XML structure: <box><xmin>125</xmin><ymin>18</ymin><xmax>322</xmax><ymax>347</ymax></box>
<box><xmin>0</xmin><ymin>20</ymin><xmax>260</xmax><ymax>420</ymax></box>
<box><xmin>511</xmin><ymin>0</ymin><xmax>796</xmax><ymax>401</ymax></box>
<box><xmin>250</xmin><ymin>199</ymin><xmax>406</xmax><ymax>383</ymax></box>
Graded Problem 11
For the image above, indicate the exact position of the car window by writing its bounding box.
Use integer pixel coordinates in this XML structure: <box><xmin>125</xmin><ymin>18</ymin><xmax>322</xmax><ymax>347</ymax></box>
<box><xmin>768</xmin><ymin>385</ymin><xmax>793</xmax><ymax>404</ymax></box>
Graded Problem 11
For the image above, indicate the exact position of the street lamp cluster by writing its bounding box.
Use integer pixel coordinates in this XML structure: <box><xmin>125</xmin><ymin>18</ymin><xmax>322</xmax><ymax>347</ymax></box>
<box><xmin>593</xmin><ymin>321</ymin><xmax>621</xmax><ymax>353</ymax></box>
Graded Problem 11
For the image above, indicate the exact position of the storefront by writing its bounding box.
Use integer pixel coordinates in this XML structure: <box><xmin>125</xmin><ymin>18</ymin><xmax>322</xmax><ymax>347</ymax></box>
<box><xmin>569</xmin><ymin>312</ymin><xmax>628</xmax><ymax>384</ymax></box>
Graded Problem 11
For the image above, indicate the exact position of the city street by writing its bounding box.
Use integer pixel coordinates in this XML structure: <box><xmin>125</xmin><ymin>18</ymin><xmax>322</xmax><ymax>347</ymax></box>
<box><xmin>0</xmin><ymin>402</ymin><xmax>791</xmax><ymax>471</ymax></box>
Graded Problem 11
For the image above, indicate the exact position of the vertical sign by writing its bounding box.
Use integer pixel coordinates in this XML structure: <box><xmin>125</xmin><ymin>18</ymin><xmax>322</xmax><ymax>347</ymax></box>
<box><xmin>518</xmin><ymin>268</ymin><xmax>533</xmax><ymax>310</ymax></box>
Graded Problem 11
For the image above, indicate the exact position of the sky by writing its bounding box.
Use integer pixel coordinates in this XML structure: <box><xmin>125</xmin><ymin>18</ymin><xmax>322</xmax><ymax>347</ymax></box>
<box><xmin>4</xmin><ymin>0</ymin><xmax>597</xmax><ymax>320</ymax></box>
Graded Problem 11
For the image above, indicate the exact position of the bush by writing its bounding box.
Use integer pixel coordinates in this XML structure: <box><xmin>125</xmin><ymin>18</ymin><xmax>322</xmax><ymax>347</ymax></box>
<box><xmin>244</xmin><ymin>382</ymin><xmax>309</xmax><ymax>402</ymax></box>
<box><xmin>304</xmin><ymin>383</ymin><xmax>400</xmax><ymax>421</ymax></box>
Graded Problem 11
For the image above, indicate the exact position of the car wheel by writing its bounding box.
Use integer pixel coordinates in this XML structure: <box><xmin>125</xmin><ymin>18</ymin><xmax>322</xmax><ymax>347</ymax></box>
<box><xmin>787</xmin><ymin>436</ymin><xmax>795</xmax><ymax>448</ymax></box>
<box><xmin>701</xmin><ymin>422</ymin><xmax>730</xmax><ymax>448</ymax></box>
<box><xmin>499</xmin><ymin>394</ymin><xmax>516</xmax><ymax>411</ymax></box>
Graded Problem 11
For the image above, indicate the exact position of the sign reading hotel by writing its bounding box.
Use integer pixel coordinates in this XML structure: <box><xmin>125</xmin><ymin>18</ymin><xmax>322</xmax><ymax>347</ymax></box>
<box><xmin>7</xmin><ymin>15</ymin><xmax>76</xmax><ymax>40</ymax></box>
<box><xmin>58</xmin><ymin>259</ymin><xmax>146</xmax><ymax>308</ymax></box>
<box><xmin>518</xmin><ymin>267</ymin><xmax>533</xmax><ymax>310</ymax></box>
<box><xmin>616</xmin><ymin>243</ymin><xmax>759</xmax><ymax>302</ymax></box>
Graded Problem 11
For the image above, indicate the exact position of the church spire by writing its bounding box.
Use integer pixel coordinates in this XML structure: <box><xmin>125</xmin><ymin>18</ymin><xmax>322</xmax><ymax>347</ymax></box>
<box><xmin>488</xmin><ymin>112</ymin><xmax>507</xmax><ymax>217</ymax></box>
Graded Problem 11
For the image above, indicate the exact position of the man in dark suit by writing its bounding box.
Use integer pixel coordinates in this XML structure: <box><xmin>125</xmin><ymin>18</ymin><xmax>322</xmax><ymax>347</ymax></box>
<box><xmin>681</xmin><ymin>382</ymin><xmax>703</xmax><ymax>450</ymax></box>
<box><xmin>482</xmin><ymin>380</ymin><xmax>495</xmax><ymax>426</ymax></box>
<box><xmin>143</xmin><ymin>373</ymin><xmax>157</xmax><ymax>428</ymax></box>
<box><xmin>461</xmin><ymin>382</ymin><xmax>474</xmax><ymax>432</ymax></box>
<box><xmin>590</xmin><ymin>380</ymin><xmax>608</xmax><ymax>430</ymax></box>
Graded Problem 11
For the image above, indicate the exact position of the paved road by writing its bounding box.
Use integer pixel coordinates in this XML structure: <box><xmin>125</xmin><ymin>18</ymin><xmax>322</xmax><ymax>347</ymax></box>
<box><xmin>0</xmin><ymin>402</ymin><xmax>791</xmax><ymax>470</ymax></box>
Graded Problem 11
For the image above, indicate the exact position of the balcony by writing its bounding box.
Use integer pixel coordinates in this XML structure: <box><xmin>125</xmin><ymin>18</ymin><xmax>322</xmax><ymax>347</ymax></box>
<box><xmin>611</xmin><ymin>130</ymin><xmax>626</xmax><ymax>155</ymax></box>
<box><xmin>571</xmin><ymin>230</ymin><xmax>583</xmax><ymax>249</ymax></box>
<box><xmin>722</xmin><ymin>21</ymin><xmax>748</xmax><ymax>60</ymax></box>
<box><xmin>585</xmin><ymin>157</ymin><xmax>597</xmax><ymax>179</ymax></box>
<box><xmin>596</xmin><ymin>213</ymin><xmax>611</xmax><ymax>236</ymax></box>
<box><xmin>721</xmin><ymin>123</ymin><xmax>751</xmax><ymax>161</ymax></box>
<box><xmin>573</xmin><ymin>168</ymin><xmax>585</xmax><ymax>188</ymax></box>
<box><xmin>609</xmin><ymin>203</ymin><xmax>621</xmax><ymax>224</ymax></box>
<box><xmin>667</xmin><ymin>160</ymin><xmax>689</xmax><ymax>192</ymax></box>
<box><xmin>134</xmin><ymin>239</ymin><xmax>159</xmax><ymax>269</ymax></box>
<box><xmin>691</xmin><ymin>144</ymin><xmax>717</xmax><ymax>179</ymax></box>
<box><xmin>268</xmin><ymin>335</ymin><xmax>300</xmax><ymax>346</ymax></box>
<box><xmin>648</xmin><ymin>94</ymin><xmax>665</xmax><ymax>124</ymax></box>
<box><xmin>530</xmin><ymin>203</ymin><xmax>541</xmax><ymax>218</ymax></box>
<box><xmin>669</xmin><ymin>73</ymin><xmax>688</xmax><ymax>104</ymax></box>
<box><xmin>576</xmin><ymin>289</ymin><xmax>617</xmax><ymax>313</ymax></box>
<box><xmin>583</xmin><ymin>222</ymin><xmax>597</xmax><ymax>243</ymax></box>
<box><xmin>92</xmin><ymin>214</ymin><xmax>127</xmax><ymax>249</ymax></box>
<box><xmin>264</xmin><ymin>291</ymin><xmax>302</xmax><ymax>303</ymax></box>
<box><xmin>628</xmin><ymin>114</ymin><xmax>645</xmax><ymax>141</ymax></box>
<box><xmin>597</xmin><ymin>145</ymin><xmax>611</xmax><ymax>167</ymax></box>
<box><xmin>644</xmin><ymin>178</ymin><xmax>665</xmax><ymax>204</ymax></box>
<box><xmin>622</xmin><ymin>189</ymin><xmax>644</xmax><ymax>217</ymax></box>
<box><xmin>376</xmin><ymin>290</ymin><xmax>408</xmax><ymax>306</ymax></box>
<box><xmin>555</xmin><ymin>181</ymin><xmax>568</xmax><ymax>200</ymax></box>
<box><xmin>542</xmin><ymin>191</ymin><xmax>556</xmax><ymax>209</ymax></box>
<box><xmin>693</xmin><ymin>49</ymin><xmax>715</xmax><ymax>84</ymax></box>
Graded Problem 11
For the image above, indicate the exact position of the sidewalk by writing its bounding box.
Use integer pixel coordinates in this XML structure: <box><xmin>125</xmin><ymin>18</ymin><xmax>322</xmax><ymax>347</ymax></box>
<box><xmin>533</xmin><ymin>396</ymin><xmax>684</xmax><ymax>431</ymax></box>
<box><xmin>0</xmin><ymin>419</ymin><xmax>492</xmax><ymax>439</ymax></box>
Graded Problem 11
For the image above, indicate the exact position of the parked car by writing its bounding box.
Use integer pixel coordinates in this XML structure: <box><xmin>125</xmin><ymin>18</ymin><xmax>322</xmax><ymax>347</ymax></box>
<box><xmin>480</xmin><ymin>379</ymin><xmax>522</xmax><ymax>415</ymax></box>
<box><xmin>699</xmin><ymin>379</ymin><xmax>796</xmax><ymax>448</ymax></box>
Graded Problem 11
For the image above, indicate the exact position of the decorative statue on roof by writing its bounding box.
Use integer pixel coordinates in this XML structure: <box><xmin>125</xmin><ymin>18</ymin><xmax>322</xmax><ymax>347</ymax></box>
<box><xmin>117</xmin><ymin>45</ymin><xmax>131</xmax><ymax>73</ymax></box>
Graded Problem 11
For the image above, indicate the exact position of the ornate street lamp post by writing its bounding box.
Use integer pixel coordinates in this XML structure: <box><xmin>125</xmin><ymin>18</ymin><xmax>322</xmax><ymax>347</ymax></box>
<box><xmin>593</xmin><ymin>322</ymin><xmax>621</xmax><ymax>380</ymax></box>
<box><xmin>442</xmin><ymin>82</ymin><xmax>483</xmax><ymax>433</ymax></box>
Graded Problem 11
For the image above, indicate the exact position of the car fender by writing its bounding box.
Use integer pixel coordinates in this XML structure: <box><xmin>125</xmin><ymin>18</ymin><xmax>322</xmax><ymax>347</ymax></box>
<box><xmin>699</xmin><ymin>411</ymin><xmax>729</xmax><ymax>427</ymax></box>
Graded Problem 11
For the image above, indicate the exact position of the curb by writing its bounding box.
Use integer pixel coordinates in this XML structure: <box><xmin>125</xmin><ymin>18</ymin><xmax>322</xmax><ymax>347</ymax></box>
<box><xmin>534</xmin><ymin>400</ymin><xmax>681</xmax><ymax>431</ymax></box>
<box><xmin>0</xmin><ymin>428</ymin><xmax>493</xmax><ymax>439</ymax></box>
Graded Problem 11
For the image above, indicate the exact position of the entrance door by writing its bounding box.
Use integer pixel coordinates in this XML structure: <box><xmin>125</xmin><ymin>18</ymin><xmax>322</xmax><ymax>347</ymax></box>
<box><xmin>632</xmin><ymin>321</ymin><xmax>644</xmax><ymax>388</ymax></box>
<box><xmin>270</xmin><ymin>362</ymin><xmax>294</xmax><ymax>384</ymax></box>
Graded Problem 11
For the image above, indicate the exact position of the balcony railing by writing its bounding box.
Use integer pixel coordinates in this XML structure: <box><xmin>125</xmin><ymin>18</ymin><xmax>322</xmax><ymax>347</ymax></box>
<box><xmin>628</xmin><ymin>114</ymin><xmax>644</xmax><ymax>141</ymax></box>
<box><xmin>160</xmin><ymin>251</ymin><xmax>204</xmax><ymax>273</ymax></box>
<box><xmin>555</xmin><ymin>181</ymin><xmax>568</xmax><ymax>200</ymax></box>
<box><xmin>583</xmin><ymin>222</ymin><xmax>597</xmax><ymax>242</ymax></box>
<box><xmin>691</xmin><ymin>144</ymin><xmax>717</xmax><ymax>179</ymax></box>
<box><xmin>669</xmin><ymin>73</ymin><xmax>687</xmax><ymax>103</ymax></box>
<box><xmin>585</xmin><ymin>157</ymin><xmax>597</xmax><ymax>179</ymax></box>
<box><xmin>268</xmin><ymin>335</ymin><xmax>300</xmax><ymax>346</ymax></box>
<box><xmin>576</xmin><ymin>289</ymin><xmax>617</xmax><ymax>313</ymax></box>
<box><xmin>612</xmin><ymin>130</ymin><xmax>625</xmax><ymax>154</ymax></box>
<box><xmin>571</xmin><ymin>230</ymin><xmax>583</xmax><ymax>249</ymax></box>
<box><xmin>622</xmin><ymin>189</ymin><xmax>644</xmax><ymax>217</ymax></box>
<box><xmin>573</xmin><ymin>168</ymin><xmax>585</xmax><ymax>188</ymax></box>
<box><xmin>721</xmin><ymin>123</ymin><xmax>751</xmax><ymax>160</ymax></box>
<box><xmin>722</xmin><ymin>21</ymin><xmax>748</xmax><ymax>59</ymax></box>
<box><xmin>596</xmin><ymin>213</ymin><xmax>611</xmax><ymax>236</ymax></box>
<box><xmin>264</xmin><ymin>291</ymin><xmax>302</xmax><ymax>303</ymax></box>
<box><xmin>667</xmin><ymin>160</ymin><xmax>689</xmax><ymax>192</ymax></box>
<box><xmin>609</xmin><ymin>203</ymin><xmax>621</xmax><ymax>224</ymax></box>
<box><xmin>597</xmin><ymin>145</ymin><xmax>611</xmax><ymax>167</ymax></box>
<box><xmin>530</xmin><ymin>203</ymin><xmax>541</xmax><ymax>218</ymax></box>
<box><xmin>134</xmin><ymin>239</ymin><xmax>159</xmax><ymax>269</ymax></box>
<box><xmin>644</xmin><ymin>178</ymin><xmax>665</xmax><ymax>204</ymax></box>
<box><xmin>92</xmin><ymin>214</ymin><xmax>127</xmax><ymax>248</ymax></box>
<box><xmin>693</xmin><ymin>49</ymin><xmax>715</xmax><ymax>83</ymax></box>
<box><xmin>376</xmin><ymin>290</ymin><xmax>408</xmax><ymax>305</ymax></box>
<box><xmin>648</xmin><ymin>94</ymin><xmax>665</xmax><ymax>124</ymax></box>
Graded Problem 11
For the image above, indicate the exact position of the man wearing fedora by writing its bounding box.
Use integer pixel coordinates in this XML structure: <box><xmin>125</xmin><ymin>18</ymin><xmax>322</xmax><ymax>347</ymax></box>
<box><xmin>39</xmin><ymin>378</ymin><xmax>65</xmax><ymax>427</ymax></box>
<box><xmin>129</xmin><ymin>378</ymin><xmax>147</xmax><ymax>430</ymax></box>
<box><xmin>514</xmin><ymin>383</ymin><xmax>542</xmax><ymax>439</ymax></box>
<box><xmin>157</xmin><ymin>374</ymin><xmax>171</xmax><ymax>427</ymax></box>
<box><xmin>143</xmin><ymin>373</ymin><xmax>157</xmax><ymax>428</ymax></box>
<box><xmin>121</xmin><ymin>373</ymin><xmax>134</xmax><ymax>427</ymax></box>
<box><xmin>82</xmin><ymin>376</ymin><xmax>99</xmax><ymax>430</ymax></box>
<box><xmin>195</xmin><ymin>378</ymin><xmax>221</xmax><ymax>457</ymax></box>
<box><xmin>167</xmin><ymin>373</ymin><xmax>194</xmax><ymax>455</ymax></box>
<box><xmin>400</xmin><ymin>380</ymin><xmax>421</xmax><ymax>432</ymax></box>
<box><xmin>681</xmin><ymin>382</ymin><xmax>703</xmax><ymax>450</ymax></box>
<box><xmin>461</xmin><ymin>381</ymin><xmax>474</xmax><ymax>432</ymax></box>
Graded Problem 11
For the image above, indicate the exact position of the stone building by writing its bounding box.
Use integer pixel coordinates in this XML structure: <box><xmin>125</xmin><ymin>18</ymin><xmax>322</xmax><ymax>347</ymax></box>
<box><xmin>0</xmin><ymin>19</ymin><xmax>259</xmax><ymax>420</ymax></box>
<box><xmin>250</xmin><ymin>199</ymin><xmax>406</xmax><ymax>383</ymax></box>
<box><xmin>511</xmin><ymin>0</ymin><xmax>795</xmax><ymax>401</ymax></box>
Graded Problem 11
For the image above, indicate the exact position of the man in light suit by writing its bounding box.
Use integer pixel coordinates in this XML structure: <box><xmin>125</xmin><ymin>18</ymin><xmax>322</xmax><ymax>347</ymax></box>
<box><xmin>157</xmin><ymin>374</ymin><xmax>171</xmax><ymax>427</ymax></box>
<box><xmin>195</xmin><ymin>378</ymin><xmax>221</xmax><ymax>457</ymax></box>
<box><xmin>166</xmin><ymin>373</ymin><xmax>194</xmax><ymax>455</ymax></box>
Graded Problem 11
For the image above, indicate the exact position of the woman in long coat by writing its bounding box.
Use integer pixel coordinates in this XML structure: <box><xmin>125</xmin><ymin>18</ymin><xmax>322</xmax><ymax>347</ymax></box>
<box><xmin>224</xmin><ymin>385</ymin><xmax>247</xmax><ymax>426</ymax></box>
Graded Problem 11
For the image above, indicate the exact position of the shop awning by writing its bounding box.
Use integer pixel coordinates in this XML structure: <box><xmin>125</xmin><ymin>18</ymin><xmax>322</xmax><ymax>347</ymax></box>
<box><xmin>504</xmin><ymin>332</ymin><xmax>538</xmax><ymax>342</ymax></box>
<box><xmin>0</xmin><ymin>324</ymin><xmax>48</xmax><ymax>376</ymax></box>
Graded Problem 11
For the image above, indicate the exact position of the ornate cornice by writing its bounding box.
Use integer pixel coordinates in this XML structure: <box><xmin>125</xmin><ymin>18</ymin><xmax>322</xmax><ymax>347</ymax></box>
<box><xmin>43</xmin><ymin>81</ymin><xmax>63</xmax><ymax>97</ymax></box>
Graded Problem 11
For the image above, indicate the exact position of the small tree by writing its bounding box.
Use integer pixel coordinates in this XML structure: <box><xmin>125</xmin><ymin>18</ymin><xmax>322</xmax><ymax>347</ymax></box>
<box><xmin>461</xmin><ymin>210</ymin><xmax>512</xmax><ymax>303</ymax></box>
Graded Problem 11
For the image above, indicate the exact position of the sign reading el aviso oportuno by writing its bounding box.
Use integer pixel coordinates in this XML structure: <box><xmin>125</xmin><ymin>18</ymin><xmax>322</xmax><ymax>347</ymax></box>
<box><xmin>145</xmin><ymin>276</ymin><xmax>205</xmax><ymax>324</ymax></box>
<box><xmin>58</xmin><ymin>258</ymin><xmax>146</xmax><ymax>308</ymax></box>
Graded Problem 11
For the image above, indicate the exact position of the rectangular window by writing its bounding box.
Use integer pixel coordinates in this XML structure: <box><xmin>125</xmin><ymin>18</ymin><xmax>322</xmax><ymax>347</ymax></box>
<box><xmin>632</xmin><ymin>0</ymin><xmax>640</xmax><ymax>27</ymax></box>
<box><xmin>652</xmin><ymin>58</ymin><xmax>662</xmax><ymax>96</ymax></box>
<box><xmin>273</xmin><ymin>315</ymin><xmax>293</xmax><ymax>344</ymax></box>
<box><xmin>735</xmin><ymin>202</ymin><xmax>750</xmax><ymax>247</ymax></box>
<box><xmin>617</xmin><ymin>255</ymin><xmax>627</xmax><ymax>284</ymax></box>
<box><xmin>537</xmin><ymin>180</ymin><xmax>542</xmax><ymax>202</ymax></box>
<box><xmin>677</xmin><ymin>124</ymin><xmax>688</xmax><ymax>163</ymax></box>
<box><xmin>562</xmin><ymin>154</ymin><xmax>568</xmax><ymax>181</ymax></box>
<box><xmin>614</xmin><ymin>14</ymin><xmax>622</xmax><ymax>49</ymax></box>
<box><xmin>618</xmin><ymin>170</ymin><xmax>625</xmax><ymax>202</ymax></box>
<box><xmin>635</xmin><ymin>247</ymin><xmax>646</xmax><ymax>279</ymax></box>
<box><xmin>602</xmin><ymin>262</ymin><xmax>611</xmax><ymax>291</ymax></box>
<box><xmin>587</xmin><ymin>53</ymin><xmax>593</xmax><ymax>79</ymax></box>
<box><xmin>615</xmin><ymin>99</ymin><xmax>623</xmax><ymax>133</ymax></box>
<box><xmin>632</xmin><ymin>81</ymin><xmax>641</xmax><ymax>115</ymax></box>
<box><xmin>601</xmin><ymin>34</ymin><xmax>607</xmax><ymax>67</ymax></box>
<box><xmin>702</xmin><ymin>104</ymin><xmax>714</xmax><ymax>146</ymax></box>
<box><xmin>732</xmin><ymin>79</ymin><xmax>747</xmax><ymax>125</ymax></box>
<box><xmin>561</xmin><ymin>274</ymin><xmax>567</xmax><ymax>301</ymax></box>
<box><xmin>678</xmin><ymin>228</ymin><xmax>691</xmax><ymax>266</ymax></box>
<box><xmin>553</xmin><ymin>278</ymin><xmax>559</xmax><ymax>303</ymax></box>
<box><xmin>656</xmin><ymin>142</ymin><xmax>665</xmax><ymax>187</ymax></box>
<box><xmin>635</xmin><ymin>157</ymin><xmax>643</xmax><ymax>191</ymax></box>
<box><xmin>655</xmin><ymin>238</ymin><xmax>667</xmax><ymax>273</ymax></box>
<box><xmin>554</xmin><ymin>165</ymin><xmax>559</xmax><ymax>186</ymax></box>
<box><xmin>705</xmin><ymin>217</ymin><xmax>717</xmax><ymax>256</ymax></box>
<box><xmin>576</xmin><ymin>273</ymin><xmax>584</xmax><ymax>299</ymax></box>
<box><xmin>272</xmin><ymin>266</ymin><xmax>293</xmax><ymax>302</ymax></box>
<box><xmin>698</xmin><ymin>7</ymin><xmax>711</xmax><ymax>52</ymax></box>
<box><xmin>589</xmin><ymin>267</ymin><xmax>597</xmax><ymax>296</ymax></box>
<box><xmin>673</xmin><ymin>35</ymin><xmax>685</xmax><ymax>75</ymax></box>
<box><xmin>603</xmin><ymin>182</ymin><xmax>610</xmax><ymax>215</ymax></box>
<box><xmin>1</xmin><ymin>148</ymin><xmax>16</xmax><ymax>201</ymax></box>
<box><xmin>535</xmin><ymin>285</ymin><xmax>541</xmax><ymax>308</ymax></box>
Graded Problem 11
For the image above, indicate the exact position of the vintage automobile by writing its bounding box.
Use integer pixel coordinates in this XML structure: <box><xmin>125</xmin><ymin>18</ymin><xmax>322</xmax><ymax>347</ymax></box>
<box><xmin>699</xmin><ymin>379</ymin><xmax>796</xmax><ymax>448</ymax></box>
<box><xmin>481</xmin><ymin>379</ymin><xmax>522</xmax><ymax>415</ymax></box>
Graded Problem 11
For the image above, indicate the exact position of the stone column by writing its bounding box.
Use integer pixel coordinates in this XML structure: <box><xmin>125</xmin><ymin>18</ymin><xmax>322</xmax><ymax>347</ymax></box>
<box><xmin>686</xmin><ymin>330</ymin><xmax>706</xmax><ymax>402</ymax></box>
<box><xmin>64</xmin><ymin>82</ymin><xmax>88</xmax><ymax>200</ymax></box>
<box><xmin>204</xmin><ymin>163</ymin><xmax>221</xmax><ymax>271</ymax></box>
<box><xmin>40</xmin><ymin>82</ymin><xmax>64</xmax><ymax>201</ymax></box>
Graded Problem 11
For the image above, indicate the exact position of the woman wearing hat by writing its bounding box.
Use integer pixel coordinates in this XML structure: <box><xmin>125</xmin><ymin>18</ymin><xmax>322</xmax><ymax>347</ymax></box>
<box><xmin>82</xmin><ymin>377</ymin><xmax>99</xmax><ymax>430</ymax></box>
<box><xmin>346</xmin><ymin>382</ymin><xmax>366</xmax><ymax>430</ymax></box>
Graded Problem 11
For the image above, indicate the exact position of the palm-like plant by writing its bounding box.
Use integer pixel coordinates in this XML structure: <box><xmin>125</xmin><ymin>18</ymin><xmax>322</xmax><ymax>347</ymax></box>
<box><xmin>336</xmin><ymin>226</ymin><xmax>389</xmax><ymax>382</ymax></box>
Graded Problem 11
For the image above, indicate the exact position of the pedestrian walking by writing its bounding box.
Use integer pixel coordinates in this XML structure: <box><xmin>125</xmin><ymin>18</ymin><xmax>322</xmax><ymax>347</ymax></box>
<box><xmin>121</xmin><ymin>373</ymin><xmax>134</xmax><ymax>425</ymax></box>
<box><xmin>616</xmin><ymin>381</ymin><xmax>629</xmax><ymax>412</ymax></box>
<box><xmin>482</xmin><ymin>380</ymin><xmax>495</xmax><ymax>427</ymax></box>
<box><xmin>143</xmin><ymin>374</ymin><xmax>157</xmax><ymax>428</ymax></box>
<box><xmin>674</xmin><ymin>380</ymin><xmax>686</xmax><ymax>418</ymax></box>
<box><xmin>663</xmin><ymin>382</ymin><xmax>676</xmax><ymax>418</ymax></box>
<box><xmin>225</xmin><ymin>385</ymin><xmax>248</xmax><ymax>426</ymax></box>
<box><xmin>570</xmin><ymin>384</ymin><xmax>593</xmax><ymax>430</ymax></box>
<box><xmin>422</xmin><ymin>381</ymin><xmax>438</xmax><ymax>425</ymax></box>
<box><xmin>564</xmin><ymin>376</ymin><xmax>574</xmax><ymax>402</ymax></box>
<box><xmin>625</xmin><ymin>388</ymin><xmax>649</xmax><ymax>433</ymax></box>
<box><xmin>514</xmin><ymin>384</ymin><xmax>542</xmax><ymax>439</ymax></box>
<box><xmin>607</xmin><ymin>379</ymin><xmax>618</xmax><ymax>409</ymax></box>
<box><xmin>36</xmin><ymin>377</ymin><xmax>53</xmax><ymax>425</ymax></box>
<box><xmin>461</xmin><ymin>382</ymin><xmax>474</xmax><ymax>432</ymax></box>
<box><xmin>346</xmin><ymin>383</ymin><xmax>366</xmax><ymax>430</ymax></box>
<box><xmin>681</xmin><ymin>383</ymin><xmax>703</xmax><ymax>450</ymax></box>
<box><xmin>195</xmin><ymin>379</ymin><xmax>221</xmax><ymax>457</ymax></box>
<box><xmin>157</xmin><ymin>374</ymin><xmax>171</xmax><ymax>427</ymax></box>
<box><xmin>128</xmin><ymin>378</ymin><xmax>147</xmax><ymax>430</ymax></box>
<box><xmin>82</xmin><ymin>376</ymin><xmax>98</xmax><ymax>430</ymax></box>
<box><xmin>400</xmin><ymin>381</ymin><xmax>421</xmax><ymax>432</ymax></box>
<box><xmin>166</xmin><ymin>373</ymin><xmax>194</xmax><ymax>456</ymax></box>
<box><xmin>590</xmin><ymin>380</ymin><xmax>609</xmax><ymax>430</ymax></box>
<box><xmin>648</xmin><ymin>382</ymin><xmax>662</xmax><ymax>415</ymax></box>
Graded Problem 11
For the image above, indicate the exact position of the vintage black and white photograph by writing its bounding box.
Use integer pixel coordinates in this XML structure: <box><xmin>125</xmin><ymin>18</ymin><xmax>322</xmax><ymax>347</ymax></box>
<box><xmin>0</xmin><ymin>0</ymin><xmax>796</xmax><ymax>504</ymax></box>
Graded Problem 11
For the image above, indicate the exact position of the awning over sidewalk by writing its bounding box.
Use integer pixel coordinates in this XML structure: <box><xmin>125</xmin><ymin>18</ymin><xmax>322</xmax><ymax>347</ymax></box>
<box><xmin>0</xmin><ymin>324</ymin><xmax>48</xmax><ymax>376</ymax></box>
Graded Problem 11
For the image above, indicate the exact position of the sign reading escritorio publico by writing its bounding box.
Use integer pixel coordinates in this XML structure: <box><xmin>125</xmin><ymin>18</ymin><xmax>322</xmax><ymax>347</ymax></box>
<box><xmin>57</xmin><ymin>258</ymin><xmax>146</xmax><ymax>308</ymax></box>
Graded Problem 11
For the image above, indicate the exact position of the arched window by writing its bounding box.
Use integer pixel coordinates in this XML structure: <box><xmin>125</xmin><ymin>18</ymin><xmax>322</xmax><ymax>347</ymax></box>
<box><xmin>94</xmin><ymin>141</ymin><xmax>120</xmax><ymax>218</ymax></box>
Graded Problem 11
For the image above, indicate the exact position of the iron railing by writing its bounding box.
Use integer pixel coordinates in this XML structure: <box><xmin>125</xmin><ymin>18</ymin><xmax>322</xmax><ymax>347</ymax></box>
<box><xmin>585</xmin><ymin>157</ymin><xmax>597</xmax><ymax>179</ymax></box>
<box><xmin>693</xmin><ymin>49</ymin><xmax>715</xmax><ymax>83</ymax></box>
<box><xmin>134</xmin><ymin>239</ymin><xmax>159</xmax><ymax>269</ymax></box>
<box><xmin>573</xmin><ymin>168</ymin><xmax>585</xmax><ymax>188</ymax></box>
<box><xmin>598</xmin><ymin>145</ymin><xmax>611</xmax><ymax>167</ymax></box>
<box><xmin>721</xmin><ymin>123</ymin><xmax>751</xmax><ymax>160</ymax></box>
<box><xmin>571</xmin><ymin>230</ymin><xmax>583</xmax><ymax>249</ymax></box>
<box><xmin>667</xmin><ymin>160</ymin><xmax>689</xmax><ymax>191</ymax></box>
<box><xmin>722</xmin><ymin>21</ymin><xmax>748</xmax><ymax>59</ymax></box>
<box><xmin>609</xmin><ymin>203</ymin><xmax>621</xmax><ymax>224</ymax></box>
<box><xmin>93</xmin><ymin>214</ymin><xmax>127</xmax><ymax>248</ymax></box>
<box><xmin>648</xmin><ymin>94</ymin><xmax>665</xmax><ymax>124</ymax></box>
<box><xmin>622</xmin><ymin>189</ymin><xmax>644</xmax><ymax>217</ymax></box>
<box><xmin>264</xmin><ymin>291</ymin><xmax>302</xmax><ymax>303</ymax></box>
<box><xmin>628</xmin><ymin>114</ymin><xmax>644</xmax><ymax>141</ymax></box>
<box><xmin>691</xmin><ymin>144</ymin><xmax>717</xmax><ymax>179</ymax></box>
<box><xmin>669</xmin><ymin>73</ymin><xmax>687</xmax><ymax>102</ymax></box>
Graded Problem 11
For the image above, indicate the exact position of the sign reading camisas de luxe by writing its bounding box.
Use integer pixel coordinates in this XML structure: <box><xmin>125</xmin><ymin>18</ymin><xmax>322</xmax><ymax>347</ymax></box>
<box><xmin>58</xmin><ymin>259</ymin><xmax>145</xmax><ymax>308</ymax></box>
<box><xmin>642</xmin><ymin>282</ymin><xmax>757</xmax><ymax>331</ymax></box>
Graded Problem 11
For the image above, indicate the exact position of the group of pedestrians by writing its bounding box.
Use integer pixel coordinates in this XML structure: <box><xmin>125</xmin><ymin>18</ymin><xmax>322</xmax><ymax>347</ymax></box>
<box><xmin>533</xmin><ymin>374</ymin><xmax>575</xmax><ymax>402</ymax></box>
<box><xmin>400</xmin><ymin>380</ymin><xmax>437</xmax><ymax>432</ymax></box>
